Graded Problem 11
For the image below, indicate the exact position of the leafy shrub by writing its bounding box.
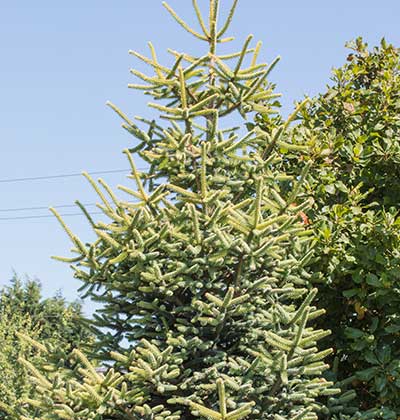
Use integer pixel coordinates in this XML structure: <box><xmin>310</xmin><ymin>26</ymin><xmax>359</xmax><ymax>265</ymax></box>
<box><xmin>268</xmin><ymin>38</ymin><xmax>400</xmax><ymax>417</ymax></box>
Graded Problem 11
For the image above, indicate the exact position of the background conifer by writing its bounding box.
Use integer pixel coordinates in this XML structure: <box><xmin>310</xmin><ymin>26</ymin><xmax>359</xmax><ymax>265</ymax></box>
<box><xmin>0</xmin><ymin>277</ymin><xmax>92</xmax><ymax>418</ymax></box>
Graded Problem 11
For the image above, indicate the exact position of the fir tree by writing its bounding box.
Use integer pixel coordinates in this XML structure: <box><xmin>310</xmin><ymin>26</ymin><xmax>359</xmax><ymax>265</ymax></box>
<box><xmin>9</xmin><ymin>1</ymin><xmax>345</xmax><ymax>419</ymax></box>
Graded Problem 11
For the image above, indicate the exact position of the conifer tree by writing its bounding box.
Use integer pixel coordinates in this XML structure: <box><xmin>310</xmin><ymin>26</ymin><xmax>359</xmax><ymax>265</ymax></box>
<box><xmin>8</xmin><ymin>2</ymin><xmax>345</xmax><ymax>419</ymax></box>
<box><xmin>0</xmin><ymin>277</ymin><xmax>92</xmax><ymax>419</ymax></box>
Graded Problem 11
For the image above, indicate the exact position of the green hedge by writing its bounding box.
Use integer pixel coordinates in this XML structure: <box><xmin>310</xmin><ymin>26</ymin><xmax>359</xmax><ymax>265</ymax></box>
<box><xmin>276</xmin><ymin>38</ymin><xmax>400</xmax><ymax>417</ymax></box>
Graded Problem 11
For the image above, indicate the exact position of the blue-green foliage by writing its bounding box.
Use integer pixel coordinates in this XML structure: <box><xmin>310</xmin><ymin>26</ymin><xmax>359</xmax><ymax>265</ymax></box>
<box><xmin>2</xmin><ymin>2</ymin><xmax>343</xmax><ymax>419</ymax></box>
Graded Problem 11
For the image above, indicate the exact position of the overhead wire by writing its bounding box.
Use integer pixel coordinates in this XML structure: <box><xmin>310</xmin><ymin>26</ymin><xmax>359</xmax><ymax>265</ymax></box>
<box><xmin>0</xmin><ymin>168</ymin><xmax>146</xmax><ymax>184</ymax></box>
<box><xmin>0</xmin><ymin>166</ymin><xmax>147</xmax><ymax>221</ymax></box>
<box><xmin>0</xmin><ymin>203</ymin><xmax>98</xmax><ymax>212</ymax></box>
<box><xmin>0</xmin><ymin>212</ymin><xmax>104</xmax><ymax>221</ymax></box>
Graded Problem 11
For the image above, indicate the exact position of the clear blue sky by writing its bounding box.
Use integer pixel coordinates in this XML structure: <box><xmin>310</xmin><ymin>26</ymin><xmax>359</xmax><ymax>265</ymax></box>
<box><xmin>1</xmin><ymin>0</ymin><xmax>399</xmax><ymax>313</ymax></box>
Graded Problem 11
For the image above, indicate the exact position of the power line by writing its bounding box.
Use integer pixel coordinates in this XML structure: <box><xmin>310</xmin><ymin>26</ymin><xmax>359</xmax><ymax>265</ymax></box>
<box><xmin>0</xmin><ymin>167</ymin><xmax>147</xmax><ymax>221</ymax></box>
<box><xmin>0</xmin><ymin>212</ymin><xmax>104</xmax><ymax>221</ymax></box>
<box><xmin>0</xmin><ymin>203</ymin><xmax>98</xmax><ymax>213</ymax></box>
<box><xmin>0</xmin><ymin>168</ymin><xmax>143</xmax><ymax>184</ymax></box>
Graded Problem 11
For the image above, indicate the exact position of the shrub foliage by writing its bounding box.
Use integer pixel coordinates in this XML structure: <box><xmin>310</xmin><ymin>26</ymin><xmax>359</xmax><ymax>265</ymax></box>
<box><xmin>269</xmin><ymin>38</ymin><xmax>400</xmax><ymax>418</ymax></box>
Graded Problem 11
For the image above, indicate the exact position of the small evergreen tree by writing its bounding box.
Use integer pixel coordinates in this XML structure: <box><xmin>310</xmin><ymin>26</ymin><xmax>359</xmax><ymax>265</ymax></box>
<box><xmin>0</xmin><ymin>276</ymin><xmax>92</xmax><ymax>418</ymax></box>
<box><xmin>10</xmin><ymin>2</ymin><xmax>345</xmax><ymax>419</ymax></box>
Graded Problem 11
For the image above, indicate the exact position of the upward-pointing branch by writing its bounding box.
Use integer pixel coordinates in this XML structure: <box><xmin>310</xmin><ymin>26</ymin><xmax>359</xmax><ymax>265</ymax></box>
<box><xmin>162</xmin><ymin>2</ymin><xmax>208</xmax><ymax>41</ymax></box>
